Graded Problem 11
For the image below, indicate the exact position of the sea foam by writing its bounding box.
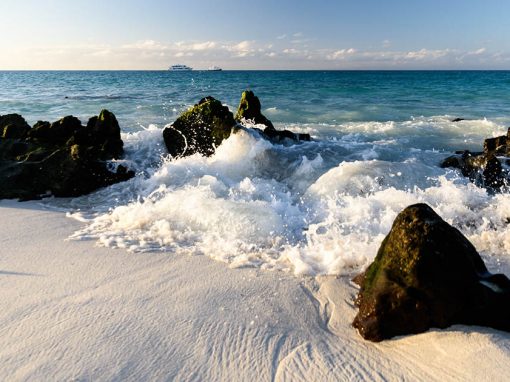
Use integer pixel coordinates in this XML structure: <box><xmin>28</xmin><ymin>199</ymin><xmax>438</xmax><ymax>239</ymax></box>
<box><xmin>68</xmin><ymin>117</ymin><xmax>510</xmax><ymax>276</ymax></box>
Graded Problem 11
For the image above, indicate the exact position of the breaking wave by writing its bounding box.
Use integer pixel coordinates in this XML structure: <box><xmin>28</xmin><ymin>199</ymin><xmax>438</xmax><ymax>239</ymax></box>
<box><xmin>65</xmin><ymin>117</ymin><xmax>510</xmax><ymax>275</ymax></box>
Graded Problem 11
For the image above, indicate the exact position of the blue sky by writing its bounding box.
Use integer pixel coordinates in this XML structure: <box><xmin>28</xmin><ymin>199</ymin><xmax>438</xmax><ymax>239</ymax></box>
<box><xmin>1</xmin><ymin>0</ymin><xmax>510</xmax><ymax>69</ymax></box>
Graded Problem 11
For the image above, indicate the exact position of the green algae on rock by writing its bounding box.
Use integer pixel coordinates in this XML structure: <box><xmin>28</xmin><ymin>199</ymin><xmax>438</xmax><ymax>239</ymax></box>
<box><xmin>163</xmin><ymin>96</ymin><xmax>238</xmax><ymax>158</ymax></box>
<box><xmin>353</xmin><ymin>203</ymin><xmax>510</xmax><ymax>342</ymax></box>
<box><xmin>235</xmin><ymin>90</ymin><xmax>275</xmax><ymax>131</ymax></box>
<box><xmin>0</xmin><ymin>110</ymin><xmax>133</xmax><ymax>200</ymax></box>
<box><xmin>163</xmin><ymin>92</ymin><xmax>312</xmax><ymax>159</ymax></box>
<box><xmin>0</xmin><ymin>114</ymin><xmax>31</xmax><ymax>139</ymax></box>
<box><xmin>235</xmin><ymin>90</ymin><xmax>311</xmax><ymax>143</ymax></box>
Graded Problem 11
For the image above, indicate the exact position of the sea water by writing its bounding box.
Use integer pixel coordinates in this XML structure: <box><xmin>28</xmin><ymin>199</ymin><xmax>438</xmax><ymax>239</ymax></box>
<box><xmin>2</xmin><ymin>70</ymin><xmax>510</xmax><ymax>275</ymax></box>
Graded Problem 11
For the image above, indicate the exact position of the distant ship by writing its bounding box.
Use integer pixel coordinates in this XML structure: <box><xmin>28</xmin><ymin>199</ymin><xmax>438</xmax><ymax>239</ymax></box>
<box><xmin>169</xmin><ymin>64</ymin><xmax>193</xmax><ymax>71</ymax></box>
<box><xmin>207</xmin><ymin>66</ymin><xmax>222</xmax><ymax>71</ymax></box>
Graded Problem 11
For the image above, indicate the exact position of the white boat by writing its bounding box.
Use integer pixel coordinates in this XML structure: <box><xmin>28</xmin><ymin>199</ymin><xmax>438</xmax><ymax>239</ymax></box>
<box><xmin>207</xmin><ymin>66</ymin><xmax>222</xmax><ymax>71</ymax></box>
<box><xmin>169</xmin><ymin>64</ymin><xmax>193</xmax><ymax>71</ymax></box>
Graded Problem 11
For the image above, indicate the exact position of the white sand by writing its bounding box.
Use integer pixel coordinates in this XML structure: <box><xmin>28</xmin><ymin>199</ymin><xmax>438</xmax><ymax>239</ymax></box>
<box><xmin>1</xmin><ymin>200</ymin><xmax>509</xmax><ymax>381</ymax></box>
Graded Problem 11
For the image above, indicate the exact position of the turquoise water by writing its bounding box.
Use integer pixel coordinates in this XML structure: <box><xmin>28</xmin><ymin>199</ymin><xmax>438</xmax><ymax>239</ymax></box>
<box><xmin>2</xmin><ymin>70</ymin><xmax>510</xmax><ymax>129</ymax></box>
<box><xmin>2</xmin><ymin>70</ymin><xmax>510</xmax><ymax>275</ymax></box>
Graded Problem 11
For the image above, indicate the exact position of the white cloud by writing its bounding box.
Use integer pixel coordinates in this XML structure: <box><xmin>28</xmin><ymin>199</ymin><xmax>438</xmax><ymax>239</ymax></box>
<box><xmin>89</xmin><ymin>49</ymin><xmax>113</xmax><ymax>57</ymax></box>
<box><xmin>189</xmin><ymin>41</ymin><xmax>217</xmax><ymax>51</ymax></box>
<box><xmin>468</xmin><ymin>47</ymin><xmax>486</xmax><ymax>55</ymax></box>
<box><xmin>122</xmin><ymin>40</ymin><xmax>167</xmax><ymax>51</ymax></box>
<box><xmin>327</xmin><ymin>48</ymin><xmax>356</xmax><ymax>60</ymax></box>
<box><xmin>283</xmin><ymin>48</ymin><xmax>300</xmax><ymax>54</ymax></box>
<box><xmin>1</xmin><ymin>38</ymin><xmax>502</xmax><ymax>70</ymax></box>
<box><xmin>227</xmin><ymin>40</ymin><xmax>255</xmax><ymax>57</ymax></box>
<box><xmin>231</xmin><ymin>40</ymin><xmax>252</xmax><ymax>51</ymax></box>
<box><xmin>175</xmin><ymin>52</ymin><xmax>194</xmax><ymax>58</ymax></box>
<box><xmin>404</xmin><ymin>48</ymin><xmax>451</xmax><ymax>60</ymax></box>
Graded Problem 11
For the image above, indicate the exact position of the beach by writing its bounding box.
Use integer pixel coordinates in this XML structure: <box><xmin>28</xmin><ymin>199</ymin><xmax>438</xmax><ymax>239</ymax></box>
<box><xmin>1</xmin><ymin>199</ymin><xmax>509</xmax><ymax>381</ymax></box>
<box><xmin>4</xmin><ymin>0</ymin><xmax>510</xmax><ymax>378</ymax></box>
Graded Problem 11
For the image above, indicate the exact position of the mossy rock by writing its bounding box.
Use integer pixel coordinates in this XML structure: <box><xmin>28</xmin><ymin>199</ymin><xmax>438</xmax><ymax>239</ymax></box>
<box><xmin>235</xmin><ymin>91</ymin><xmax>311</xmax><ymax>143</ymax></box>
<box><xmin>72</xmin><ymin>109</ymin><xmax>124</xmax><ymax>160</ymax></box>
<box><xmin>0</xmin><ymin>110</ymin><xmax>133</xmax><ymax>200</ymax></box>
<box><xmin>235</xmin><ymin>90</ymin><xmax>275</xmax><ymax>131</ymax></box>
<box><xmin>0</xmin><ymin>114</ymin><xmax>30</xmax><ymax>139</ymax></box>
<box><xmin>163</xmin><ymin>96</ymin><xmax>237</xmax><ymax>157</ymax></box>
<box><xmin>353</xmin><ymin>203</ymin><xmax>510</xmax><ymax>342</ymax></box>
<box><xmin>27</xmin><ymin>116</ymin><xmax>83</xmax><ymax>143</ymax></box>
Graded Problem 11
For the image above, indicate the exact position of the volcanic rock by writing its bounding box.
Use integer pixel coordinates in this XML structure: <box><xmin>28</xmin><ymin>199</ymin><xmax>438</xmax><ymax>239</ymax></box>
<box><xmin>0</xmin><ymin>114</ymin><xmax>31</xmax><ymax>139</ymax></box>
<box><xmin>235</xmin><ymin>90</ymin><xmax>275</xmax><ymax>131</ymax></box>
<box><xmin>441</xmin><ymin>127</ymin><xmax>510</xmax><ymax>191</ymax></box>
<box><xmin>235</xmin><ymin>90</ymin><xmax>311</xmax><ymax>143</ymax></box>
<box><xmin>353</xmin><ymin>203</ymin><xmax>510</xmax><ymax>342</ymax></box>
<box><xmin>163</xmin><ymin>96</ymin><xmax>237</xmax><ymax>157</ymax></box>
<box><xmin>0</xmin><ymin>110</ymin><xmax>133</xmax><ymax>200</ymax></box>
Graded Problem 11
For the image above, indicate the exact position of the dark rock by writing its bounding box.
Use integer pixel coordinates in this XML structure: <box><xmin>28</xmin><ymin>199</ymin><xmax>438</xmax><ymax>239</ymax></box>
<box><xmin>163</xmin><ymin>93</ymin><xmax>311</xmax><ymax>159</ymax></box>
<box><xmin>482</xmin><ymin>127</ymin><xmax>510</xmax><ymax>157</ymax></box>
<box><xmin>483</xmin><ymin>155</ymin><xmax>504</xmax><ymax>189</ymax></box>
<box><xmin>298</xmin><ymin>133</ymin><xmax>311</xmax><ymax>141</ymax></box>
<box><xmin>451</xmin><ymin>118</ymin><xmax>465</xmax><ymax>122</ymax></box>
<box><xmin>484</xmin><ymin>135</ymin><xmax>507</xmax><ymax>155</ymax></box>
<box><xmin>264</xmin><ymin>128</ymin><xmax>297</xmax><ymax>141</ymax></box>
<box><xmin>235</xmin><ymin>91</ymin><xmax>311</xmax><ymax>143</ymax></box>
<box><xmin>353</xmin><ymin>203</ymin><xmax>510</xmax><ymax>342</ymax></box>
<box><xmin>0</xmin><ymin>114</ymin><xmax>31</xmax><ymax>139</ymax></box>
<box><xmin>28</xmin><ymin>116</ymin><xmax>82</xmax><ymax>143</ymax></box>
<box><xmin>0</xmin><ymin>110</ymin><xmax>133</xmax><ymax>200</ymax></box>
<box><xmin>163</xmin><ymin>96</ymin><xmax>237</xmax><ymax>157</ymax></box>
<box><xmin>261</xmin><ymin>129</ymin><xmax>311</xmax><ymax>143</ymax></box>
<box><xmin>78</xmin><ymin>109</ymin><xmax>124</xmax><ymax>160</ymax></box>
<box><xmin>162</xmin><ymin>127</ymin><xmax>186</xmax><ymax>158</ymax></box>
<box><xmin>440</xmin><ymin>154</ymin><xmax>464</xmax><ymax>169</ymax></box>
<box><xmin>454</xmin><ymin>150</ymin><xmax>483</xmax><ymax>155</ymax></box>
<box><xmin>440</xmin><ymin>151</ymin><xmax>505</xmax><ymax>191</ymax></box>
<box><xmin>445</xmin><ymin>127</ymin><xmax>510</xmax><ymax>191</ymax></box>
<box><xmin>235</xmin><ymin>90</ymin><xmax>275</xmax><ymax>131</ymax></box>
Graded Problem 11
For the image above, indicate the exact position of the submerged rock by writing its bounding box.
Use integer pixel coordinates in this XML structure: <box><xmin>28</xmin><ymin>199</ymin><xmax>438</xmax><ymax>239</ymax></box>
<box><xmin>163</xmin><ymin>96</ymin><xmax>237</xmax><ymax>157</ymax></box>
<box><xmin>263</xmin><ymin>128</ymin><xmax>311</xmax><ymax>143</ymax></box>
<box><xmin>353</xmin><ymin>203</ymin><xmax>510</xmax><ymax>342</ymax></box>
<box><xmin>0</xmin><ymin>110</ymin><xmax>133</xmax><ymax>200</ymax></box>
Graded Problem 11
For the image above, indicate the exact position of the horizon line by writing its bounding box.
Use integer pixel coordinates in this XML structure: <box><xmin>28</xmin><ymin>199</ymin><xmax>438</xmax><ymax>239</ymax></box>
<box><xmin>1</xmin><ymin>68</ymin><xmax>510</xmax><ymax>72</ymax></box>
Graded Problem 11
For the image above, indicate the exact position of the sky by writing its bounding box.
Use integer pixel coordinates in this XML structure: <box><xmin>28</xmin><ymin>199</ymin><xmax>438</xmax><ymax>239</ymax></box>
<box><xmin>1</xmin><ymin>0</ymin><xmax>510</xmax><ymax>70</ymax></box>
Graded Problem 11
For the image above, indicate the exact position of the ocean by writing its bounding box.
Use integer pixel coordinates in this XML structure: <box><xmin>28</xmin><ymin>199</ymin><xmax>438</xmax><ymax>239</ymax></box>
<box><xmin>2</xmin><ymin>70</ymin><xmax>510</xmax><ymax>275</ymax></box>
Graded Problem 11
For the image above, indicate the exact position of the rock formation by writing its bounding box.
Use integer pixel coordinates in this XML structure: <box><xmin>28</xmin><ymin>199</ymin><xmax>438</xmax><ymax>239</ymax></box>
<box><xmin>163</xmin><ymin>92</ymin><xmax>311</xmax><ymax>159</ymax></box>
<box><xmin>235</xmin><ymin>90</ymin><xmax>275</xmax><ymax>130</ymax></box>
<box><xmin>353</xmin><ymin>203</ymin><xmax>510</xmax><ymax>342</ymax></box>
<box><xmin>0</xmin><ymin>110</ymin><xmax>133</xmax><ymax>200</ymax></box>
<box><xmin>163</xmin><ymin>96</ymin><xmax>238</xmax><ymax>157</ymax></box>
<box><xmin>440</xmin><ymin>127</ymin><xmax>510</xmax><ymax>191</ymax></box>
<box><xmin>235</xmin><ymin>90</ymin><xmax>311</xmax><ymax>142</ymax></box>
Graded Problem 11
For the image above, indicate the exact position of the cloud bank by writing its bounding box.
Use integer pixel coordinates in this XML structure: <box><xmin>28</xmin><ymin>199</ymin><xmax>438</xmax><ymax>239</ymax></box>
<box><xmin>1</xmin><ymin>37</ymin><xmax>508</xmax><ymax>70</ymax></box>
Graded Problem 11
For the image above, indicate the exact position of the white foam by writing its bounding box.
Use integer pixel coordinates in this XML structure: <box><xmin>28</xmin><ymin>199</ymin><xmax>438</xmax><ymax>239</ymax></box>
<box><xmin>68</xmin><ymin>117</ymin><xmax>510</xmax><ymax>275</ymax></box>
